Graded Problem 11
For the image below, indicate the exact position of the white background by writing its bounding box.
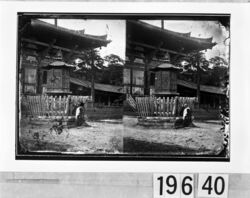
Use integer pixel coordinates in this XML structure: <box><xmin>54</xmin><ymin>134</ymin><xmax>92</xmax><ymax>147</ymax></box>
<box><xmin>0</xmin><ymin>2</ymin><xmax>250</xmax><ymax>173</ymax></box>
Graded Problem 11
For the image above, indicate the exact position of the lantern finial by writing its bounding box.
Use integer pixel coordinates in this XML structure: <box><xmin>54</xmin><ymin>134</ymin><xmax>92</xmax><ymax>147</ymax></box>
<box><xmin>54</xmin><ymin>50</ymin><xmax>63</xmax><ymax>60</ymax></box>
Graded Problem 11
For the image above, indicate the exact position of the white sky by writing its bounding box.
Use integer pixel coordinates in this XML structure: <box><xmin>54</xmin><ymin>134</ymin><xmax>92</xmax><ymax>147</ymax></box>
<box><xmin>40</xmin><ymin>19</ymin><xmax>126</xmax><ymax>60</ymax></box>
<box><xmin>143</xmin><ymin>20</ymin><xmax>230</xmax><ymax>62</ymax></box>
<box><xmin>40</xmin><ymin>19</ymin><xmax>229</xmax><ymax>63</ymax></box>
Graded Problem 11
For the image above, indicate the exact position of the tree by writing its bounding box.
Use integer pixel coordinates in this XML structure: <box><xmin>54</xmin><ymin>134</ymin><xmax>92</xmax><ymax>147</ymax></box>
<box><xmin>104</xmin><ymin>54</ymin><xmax>124</xmax><ymax>66</ymax></box>
<box><xmin>98</xmin><ymin>54</ymin><xmax>124</xmax><ymax>85</ymax></box>
<box><xmin>73</xmin><ymin>49</ymin><xmax>104</xmax><ymax>104</ymax></box>
<box><xmin>173</xmin><ymin>51</ymin><xmax>209</xmax><ymax>107</ymax></box>
<box><xmin>73</xmin><ymin>52</ymin><xmax>124</xmax><ymax>103</ymax></box>
<box><xmin>204</xmin><ymin>56</ymin><xmax>229</xmax><ymax>87</ymax></box>
<box><xmin>209</xmin><ymin>56</ymin><xmax>228</xmax><ymax>68</ymax></box>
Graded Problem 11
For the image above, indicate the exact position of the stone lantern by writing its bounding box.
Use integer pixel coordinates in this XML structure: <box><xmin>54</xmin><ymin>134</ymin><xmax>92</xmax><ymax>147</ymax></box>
<box><xmin>43</xmin><ymin>50</ymin><xmax>74</xmax><ymax>95</ymax></box>
<box><xmin>150</xmin><ymin>62</ymin><xmax>181</xmax><ymax>97</ymax></box>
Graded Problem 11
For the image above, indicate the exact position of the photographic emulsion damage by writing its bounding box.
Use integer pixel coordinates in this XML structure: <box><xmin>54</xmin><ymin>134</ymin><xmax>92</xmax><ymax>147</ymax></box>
<box><xmin>17</xmin><ymin>14</ymin><xmax>230</xmax><ymax>160</ymax></box>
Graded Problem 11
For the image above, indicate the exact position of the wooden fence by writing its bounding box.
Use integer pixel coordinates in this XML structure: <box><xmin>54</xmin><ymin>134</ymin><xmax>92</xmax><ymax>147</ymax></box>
<box><xmin>127</xmin><ymin>95</ymin><xmax>196</xmax><ymax>117</ymax></box>
<box><xmin>21</xmin><ymin>95</ymin><xmax>91</xmax><ymax>117</ymax></box>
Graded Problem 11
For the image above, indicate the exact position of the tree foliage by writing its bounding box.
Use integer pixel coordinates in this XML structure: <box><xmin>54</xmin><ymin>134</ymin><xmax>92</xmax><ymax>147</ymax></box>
<box><xmin>73</xmin><ymin>49</ymin><xmax>105</xmax><ymax>73</ymax></box>
<box><xmin>72</xmin><ymin>51</ymin><xmax>124</xmax><ymax>86</ymax></box>
<box><xmin>209</xmin><ymin>56</ymin><xmax>228</xmax><ymax>68</ymax></box>
<box><xmin>104</xmin><ymin>54</ymin><xmax>124</xmax><ymax>66</ymax></box>
<box><xmin>173</xmin><ymin>52</ymin><xmax>209</xmax><ymax>72</ymax></box>
<box><xmin>173</xmin><ymin>52</ymin><xmax>228</xmax><ymax>87</ymax></box>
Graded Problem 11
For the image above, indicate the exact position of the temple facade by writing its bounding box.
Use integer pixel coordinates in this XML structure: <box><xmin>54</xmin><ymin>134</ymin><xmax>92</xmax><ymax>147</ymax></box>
<box><xmin>124</xmin><ymin>20</ymin><xmax>226</xmax><ymax>108</ymax></box>
<box><xmin>19</xmin><ymin>19</ymin><xmax>110</xmax><ymax>96</ymax></box>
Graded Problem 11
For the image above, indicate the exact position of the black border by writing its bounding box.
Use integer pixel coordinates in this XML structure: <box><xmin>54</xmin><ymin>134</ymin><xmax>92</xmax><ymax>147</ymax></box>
<box><xmin>16</xmin><ymin>13</ymin><xmax>230</xmax><ymax>161</ymax></box>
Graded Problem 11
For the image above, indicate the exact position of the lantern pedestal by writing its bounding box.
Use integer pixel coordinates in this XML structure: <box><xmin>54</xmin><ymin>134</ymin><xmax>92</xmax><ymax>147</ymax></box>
<box><xmin>137</xmin><ymin>116</ymin><xmax>176</xmax><ymax>128</ymax></box>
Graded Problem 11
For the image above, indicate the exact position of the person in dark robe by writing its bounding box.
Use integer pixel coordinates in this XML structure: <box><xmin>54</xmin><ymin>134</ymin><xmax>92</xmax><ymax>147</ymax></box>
<box><xmin>174</xmin><ymin>103</ymin><xmax>193</xmax><ymax>129</ymax></box>
<box><xmin>75</xmin><ymin>102</ymin><xmax>85</xmax><ymax>126</ymax></box>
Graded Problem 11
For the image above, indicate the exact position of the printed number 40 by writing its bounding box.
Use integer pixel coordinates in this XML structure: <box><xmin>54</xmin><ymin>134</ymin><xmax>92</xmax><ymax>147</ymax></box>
<box><xmin>198</xmin><ymin>174</ymin><xmax>229</xmax><ymax>198</ymax></box>
<box><xmin>202</xmin><ymin>176</ymin><xmax>225</xmax><ymax>195</ymax></box>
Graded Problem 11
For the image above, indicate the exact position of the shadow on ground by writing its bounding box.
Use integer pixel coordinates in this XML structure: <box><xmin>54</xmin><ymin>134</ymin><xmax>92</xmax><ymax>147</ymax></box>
<box><xmin>19</xmin><ymin>139</ymin><xmax>73</xmax><ymax>153</ymax></box>
<box><xmin>123</xmin><ymin>137</ymin><xmax>211</xmax><ymax>155</ymax></box>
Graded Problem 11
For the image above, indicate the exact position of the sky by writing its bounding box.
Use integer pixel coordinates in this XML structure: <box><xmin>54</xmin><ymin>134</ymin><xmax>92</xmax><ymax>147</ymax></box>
<box><xmin>143</xmin><ymin>20</ymin><xmax>230</xmax><ymax>62</ymax></box>
<box><xmin>40</xmin><ymin>19</ymin><xmax>126</xmax><ymax>60</ymax></box>
<box><xmin>40</xmin><ymin>19</ymin><xmax>229</xmax><ymax>64</ymax></box>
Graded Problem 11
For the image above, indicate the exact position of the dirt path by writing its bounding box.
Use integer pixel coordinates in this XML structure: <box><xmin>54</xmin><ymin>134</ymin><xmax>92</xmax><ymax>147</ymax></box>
<box><xmin>19</xmin><ymin>119</ymin><xmax>123</xmax><ymax>154</ymax></box>
<box><xmin>19</xmin><ymin>116</ymin><xmax>224</xmax><ymax>156</ymax></box>
<box><xmin>123</xmin><ymin>116</ymin><xmax>224</xmax><ymax>155</ymax></box>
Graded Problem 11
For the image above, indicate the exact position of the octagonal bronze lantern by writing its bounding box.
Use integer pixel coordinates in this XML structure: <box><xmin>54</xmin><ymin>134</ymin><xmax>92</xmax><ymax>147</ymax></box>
<box><xmin>43</xmin><ymin>60</ymin><xmax>74</xmax><ymax>95</ymax></box>
<box><xmin>150</xmin><ymin>63</ymin><xmax>181</xmax><ymax>97</ymax></box>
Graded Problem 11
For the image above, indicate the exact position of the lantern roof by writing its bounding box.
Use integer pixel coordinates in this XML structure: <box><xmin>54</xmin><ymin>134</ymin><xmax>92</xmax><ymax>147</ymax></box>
<box><xmin>150</xmin><ymin>62</ymin><xmax>181</xmax><ymax>71</ymax></box>
<box><xmin>42</xmin><ymin>50</ymin><xmax>75</xmax><ymax>69</ymax></box>
<box><xmin>42</xmin><ymin>60</ymin><xmax>75</xmax><ymax>69</ymax></box>
<box><xmin>48</xmin><ymin>61</ymin><xmax>75</xmax><ymax>68</ymax></box>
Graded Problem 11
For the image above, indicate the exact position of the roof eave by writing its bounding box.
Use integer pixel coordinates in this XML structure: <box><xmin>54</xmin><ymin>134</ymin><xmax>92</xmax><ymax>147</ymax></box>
<box><xmin>31</xmin><ymin>19</ymin><xmax>110</xmax><ymax>46</ymax></box>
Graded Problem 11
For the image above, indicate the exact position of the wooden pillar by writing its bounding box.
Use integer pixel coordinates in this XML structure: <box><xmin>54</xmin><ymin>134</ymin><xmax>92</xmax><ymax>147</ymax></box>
<box><xmin>144</xmin><ymin>58</ymin><xmax>150</xmax><ymax>96</ymax></box>
<box><xmin>108</xmin><ymin>95</ymin><xmax>111</xmax><ymax>106</ymax></box>
<box><xmin>213</xmin><ymin>94</ymin><xmax>216</xmax><ymax>108</ymax></box>
<box><xmin>130</xmin><ymin>68</ymin><xmax>133</xmax><ymax>95</ymax></box>
<box><xmin>90</xmin><ymin>50</ymin><xmax>95</xmax><ymax>105</ymax></box>
<box><xmin>196</xmin><ymin>61</ymin><xmax>201</xmax><ymax>108</ymax></box>
<box><xmin>19</xmin><ymin>48</ymin><xmax>24</xmax><ymax>94</ymax></box>
<box><xmin>54</xmin><ymin>18</ymin><xmax>58</xmax><ymax>27</ymax></box>
<box><xmin>203</xmin><ymin>93</ymin><xmax>206</xmax><ymax>109</ymax></box>
<box><xmin>161</xmin><ymin>20</ymin><xmax>164</xmax><ymax>29</ymax></box>
<box><xmin>219</xmin><ymin>95</ymin><xmax>221</xmax><ymax>106</ymax></box>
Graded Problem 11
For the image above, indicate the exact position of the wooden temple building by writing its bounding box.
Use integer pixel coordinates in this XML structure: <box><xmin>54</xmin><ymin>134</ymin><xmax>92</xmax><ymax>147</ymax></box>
<box><xmin>124</xmin><ymin>20</ymin><xmax>226</xmax><ymax>108</ymax></box>
<box><xmin>18</xmin><ymin>18</ymin><xmax>227</xmax><ymax>110</ymax></box>
<box><xmin>18</xmin><ymin>18</ymin><xmax>124</xmax><ymax>106</ymax></box>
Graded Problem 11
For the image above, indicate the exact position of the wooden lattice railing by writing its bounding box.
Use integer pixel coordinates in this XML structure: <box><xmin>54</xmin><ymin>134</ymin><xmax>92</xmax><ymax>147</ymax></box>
<box><xmin>21</xmin><ymin>95</ymin><xmax>91</xmax><ymax>117</ymax></box>
<box><xmin>126</xmin><ymin>95</ymin><xmax>196</xmax><ymax>117</ymax></box>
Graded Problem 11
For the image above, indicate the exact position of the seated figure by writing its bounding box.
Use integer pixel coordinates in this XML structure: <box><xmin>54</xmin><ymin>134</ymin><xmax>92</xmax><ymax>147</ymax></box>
<box><xmin>174</xmin><ymin>103</ymin><xmax>193</xmax><ymax>129</ymax></box>
<box><xmin>75</xmin><ymin>102</ymin><xmax>85</xmax><ymax>126</ymax></box>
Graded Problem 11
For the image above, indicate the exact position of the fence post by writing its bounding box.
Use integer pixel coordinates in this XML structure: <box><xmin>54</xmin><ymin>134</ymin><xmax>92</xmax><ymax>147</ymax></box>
<box><xmin>166</xmin><ymin>97</ymin><xmax>170</xmax><ymax>117</ymax></box>
<box><xmin>65</xmin><ymin>96</ymin><xmax>70</xmax><ymax>116</ymax></box>
<box><xmin>175</xmin><ymin>97</ymin><xmax>179</xmax><ymax>117</ymax></box>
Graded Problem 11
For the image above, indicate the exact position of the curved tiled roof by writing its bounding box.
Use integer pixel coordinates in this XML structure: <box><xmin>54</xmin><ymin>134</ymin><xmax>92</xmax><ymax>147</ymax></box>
<box><xmin>70</xmin><ymin>77</ymin><xmax>124</xmax><ymax>94</ymax></box>
<box><xmin>22</xmin><ymin>19</ymin><xmax>111</xmax><ymax>50</ymax></box>
<box><xmin>127</xmin><ymin>20</ymin><xmax>216</xmax><ymax>54</ymax></box>
<box><xmin>177</xmin><ymin>79</ymin><xmax>225</xmax><ymax>95</ymax></box>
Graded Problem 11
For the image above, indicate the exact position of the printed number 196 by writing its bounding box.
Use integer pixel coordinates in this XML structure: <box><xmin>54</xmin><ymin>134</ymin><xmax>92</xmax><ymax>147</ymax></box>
<box><xmin>154</xmin><ymin>174</ymin><xmax>194</xmax><ymax>198</ymax></box>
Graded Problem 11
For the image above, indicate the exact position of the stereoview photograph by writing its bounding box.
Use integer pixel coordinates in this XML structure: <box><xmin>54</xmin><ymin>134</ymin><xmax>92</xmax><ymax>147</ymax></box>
<box><xmin>17</xmin><ymin>14</ymin><xmax>230</xmax><ymax>160</ymax></box>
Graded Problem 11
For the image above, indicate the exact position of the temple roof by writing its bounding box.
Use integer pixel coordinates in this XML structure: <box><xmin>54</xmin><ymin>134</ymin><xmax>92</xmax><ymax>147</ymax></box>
<box><xmin>127</xmin><ymin>20</ymin><xmax>216</xmax><ymax>54</ymax></box>
<box><xmin>177</xmin><ymin>79</ymin><xmax>225</xmax><ymax>95</ymax></box>
<box><xmin>70</xmin><ymin>77</ymin><xmax>124</xmax><ymax>94</ymax></box>
<box><xmin>70</xmin><ymin>77</ymin><xmax>225</xmax><ymax>95</ymax></box>
<box><xmin>21</xmin><ymin>19</ymin><xmax>111</xmax><ymax>50</ymax></box>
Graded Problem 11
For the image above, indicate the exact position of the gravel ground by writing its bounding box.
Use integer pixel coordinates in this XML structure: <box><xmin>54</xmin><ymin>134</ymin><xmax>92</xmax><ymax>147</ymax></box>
<box><xmin>19</xmin><ymin>116</ymin><xmax>225</xmax><ymax>156</ymax></box>
<box><xmin>123</xmin><ymin>116</ymin><xmax>224</xmax><ymax>155</ymax></box>
<box><xmin>19</xmin><ymin>119</ymin><xmax>123</xmax><ymax>154</ymax></box>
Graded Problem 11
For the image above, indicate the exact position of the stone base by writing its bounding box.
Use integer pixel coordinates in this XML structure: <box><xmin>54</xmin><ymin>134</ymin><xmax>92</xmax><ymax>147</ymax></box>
<box><xmin>26</xmin><ymin>116</ymin><xmax>76</xmax><ymax>126</ymax></box>
<box><xmin>137</xmin><ymin>116</ymin><xmax>176</xmax><ymax>128</ymax></box>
